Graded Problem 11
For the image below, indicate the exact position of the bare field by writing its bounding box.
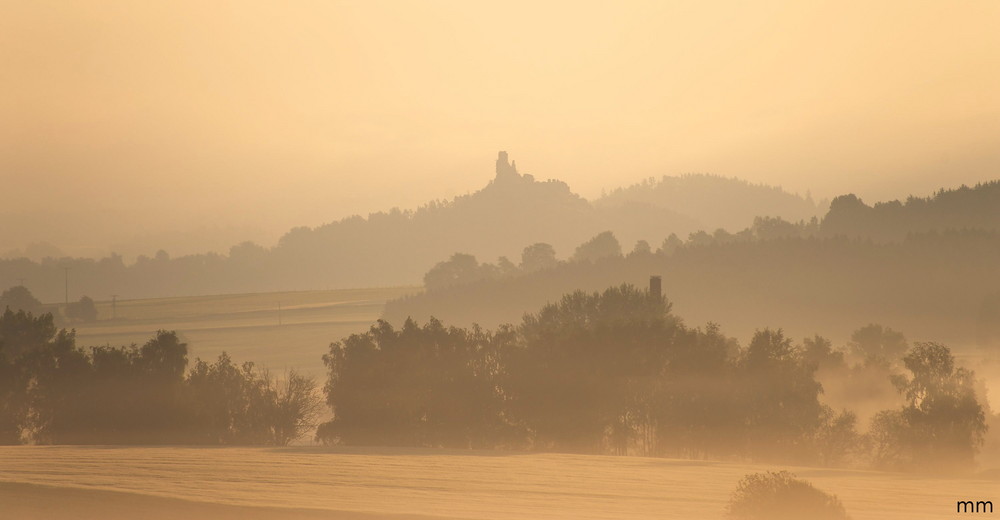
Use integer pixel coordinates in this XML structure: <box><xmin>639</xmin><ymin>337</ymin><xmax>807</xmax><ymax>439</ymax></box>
<box><xmin>1</xmin><ymin>445</ymin><xmax>997</xmax><ymax>520</ymax></box>
<box><xmin>68</xmin><ymin>287</ymin><xmax>420</xmax><ymax>376</ymax></box>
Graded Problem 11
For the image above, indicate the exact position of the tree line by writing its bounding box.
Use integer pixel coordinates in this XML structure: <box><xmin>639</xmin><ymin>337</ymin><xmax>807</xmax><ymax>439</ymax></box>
<box><xmin>0</xmin><ymin>308</ymin><xmax>321</xmax><ymax>445</ymax></box>
<box><xmin>326</xmin><ymin>284</ymin><xmax>994</xmax><ymax>472</ymax></box>
<box><xmin>387</xmin><ymin>224</ymin><xmax>1000</xmax><ymax>349</ymax></box>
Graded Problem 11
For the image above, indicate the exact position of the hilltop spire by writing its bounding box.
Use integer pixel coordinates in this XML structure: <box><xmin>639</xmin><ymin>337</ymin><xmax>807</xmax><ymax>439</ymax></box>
<box><xmin>495</xmin><ymin>151</ymin><xmax>520</xmax><ymax>182</ymax></box>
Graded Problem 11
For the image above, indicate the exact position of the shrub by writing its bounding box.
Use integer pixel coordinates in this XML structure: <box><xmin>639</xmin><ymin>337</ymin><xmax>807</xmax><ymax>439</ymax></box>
<box><xmin>726</xmin><ymin>471</ymin><xmax>849</xmax><ymax>520</ymax></box>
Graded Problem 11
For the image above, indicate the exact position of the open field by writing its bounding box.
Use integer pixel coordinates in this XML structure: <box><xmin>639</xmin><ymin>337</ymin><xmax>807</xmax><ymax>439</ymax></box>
<box><xmin>1</xmin><ymin>445</ymin><xmax>997</xmax><ymax>520</ymax></box>
<box><xmin>65</xmin><ymin>287</ymin><xmax>420</xmax><ymax>376</ymax></box>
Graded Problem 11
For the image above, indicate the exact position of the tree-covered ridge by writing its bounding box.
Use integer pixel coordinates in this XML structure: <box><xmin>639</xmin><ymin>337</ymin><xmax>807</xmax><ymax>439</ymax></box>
<box><xmin>387</xmin><ymin>227</ymin><xmax>1000</xmax><ymax>348</ymax></box>
<box><xmin>2</xmin><ymin>154</ymin><xmax>833</xmax><ymax>302</ymax></box>
<box><xmin>822</xmin><ymin>180</ymin><xmax>1000</xmax><ymax>242</ymax></box>
<box><xmin>596</xmin><ymin>173</ymin><xmax>822</xmax><ymax>232</ymax></box>
<box><xmin>324</xmin><ymin>284</ymin><xmax>994</xmax><ymax>472</ymax></box>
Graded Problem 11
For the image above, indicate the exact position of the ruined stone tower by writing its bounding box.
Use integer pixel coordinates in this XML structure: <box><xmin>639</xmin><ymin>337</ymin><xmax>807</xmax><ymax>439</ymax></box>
<box><xmin>495</xmin><ymin>151</ymin><xmax>520</xmax><ymax>182</ymax></box>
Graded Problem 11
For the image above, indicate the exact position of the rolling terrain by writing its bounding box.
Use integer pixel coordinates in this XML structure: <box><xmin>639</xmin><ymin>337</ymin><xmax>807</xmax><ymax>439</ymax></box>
<box><xmin>1</xmin><ymin>445</ymin><xmax>996</xmax><ymax>520</ymax></box>
<box><xmin>65</xmin><ymin>286</ymin><xmax>419</xmax><ymax>376</ymax></box>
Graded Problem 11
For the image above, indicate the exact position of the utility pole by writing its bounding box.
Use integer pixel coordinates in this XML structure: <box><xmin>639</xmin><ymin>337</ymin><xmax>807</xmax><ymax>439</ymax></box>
<box><xmin>63</xmin><ymin>267</ymin><xmax>69</xmax><ymax>307</ymax></box>
<box><xmin>278</xmin><ymin>302</ymin><xmax>282</xmax><ymax>326</ymax></box>
<box><xmin>111</xmin><ymin>294</ymin><xmax>118</xmax><ymax>320</ymax></box>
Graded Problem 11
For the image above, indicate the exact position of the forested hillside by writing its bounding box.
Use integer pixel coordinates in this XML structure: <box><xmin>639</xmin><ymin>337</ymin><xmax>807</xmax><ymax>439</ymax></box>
<box><xmin>1</xmin><ymin>153</ymin><xmax>816</xmax><ymax>302</ymax></box>
<box><xmin>820</xmin><ymin>181</ymin><xmax>1000</xmax><ymax>242</ymax></box>
<box><xmin>386</xmin><ymin>213</ymin><xmax>1000</xmax><ymax>349</ymax></box>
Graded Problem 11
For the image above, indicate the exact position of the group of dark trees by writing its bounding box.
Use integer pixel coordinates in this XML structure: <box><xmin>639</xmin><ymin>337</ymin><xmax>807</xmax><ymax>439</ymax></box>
<box><xmin>421</xmin><ymin>232</ymin><xmax>625</xmax><ymax>292</ymax></box>
<box><xmin>0</xmin><ymin>285</ymin><xmax>98</xmax><ymax>325</ymax></box>
<box><xmin>323</xmin><ymin>284</ymin><xmax>992</xmax><ymax>472</ymax></box>
<box><xmin>0</xmin><ymin>309</ymin><xmax>320</xmax><ymax>445</ymax></box>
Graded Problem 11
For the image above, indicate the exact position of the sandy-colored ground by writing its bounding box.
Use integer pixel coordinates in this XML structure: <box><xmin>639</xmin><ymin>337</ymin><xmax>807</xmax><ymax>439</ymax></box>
<box><xmin>1</xmin><ymin>445</ymin><xmax>996</xmax><ymax>520</ymax></box>
<box><xmin>0</xmin><ymin>482</ymin><xmax>468</xmax><ymax>520</ymax></box>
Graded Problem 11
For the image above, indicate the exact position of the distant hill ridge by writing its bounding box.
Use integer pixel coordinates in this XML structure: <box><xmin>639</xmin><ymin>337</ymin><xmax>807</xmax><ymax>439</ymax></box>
<box><xmin>596</xmin><ymin>173</ymin><xmax>823</xmax><ymax>232</ymax></box>
<box><xmin>3</xmin><ymin>152</ymin><xmax>992</xmax><ymax>302</ymax></box>
<box><xmin>822</xmin><ymin>180</ymin><xmax>1000</xmax><ymax>242</ymax></box>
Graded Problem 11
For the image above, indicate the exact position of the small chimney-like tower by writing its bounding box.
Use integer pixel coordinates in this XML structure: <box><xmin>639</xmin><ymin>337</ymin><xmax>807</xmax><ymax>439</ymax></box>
<box><xmin>649</xmin><ymin>275</ymin><xmax>662</xmax><ymax>300</ymax></box>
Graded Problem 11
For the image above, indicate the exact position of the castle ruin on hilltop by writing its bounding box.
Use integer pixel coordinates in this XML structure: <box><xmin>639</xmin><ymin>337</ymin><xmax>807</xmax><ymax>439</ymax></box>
<box><xmin>494</xmin><ymin>151</ymin><xmax>535</xmax><ymax>184</ymax></box>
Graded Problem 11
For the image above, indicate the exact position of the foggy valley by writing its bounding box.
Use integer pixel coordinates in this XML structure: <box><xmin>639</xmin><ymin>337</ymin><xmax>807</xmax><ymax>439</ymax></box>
<box><xmin>3</xmin><ymin>2</ymin><xmax>1000</xmax><ymax>519</ymax></box>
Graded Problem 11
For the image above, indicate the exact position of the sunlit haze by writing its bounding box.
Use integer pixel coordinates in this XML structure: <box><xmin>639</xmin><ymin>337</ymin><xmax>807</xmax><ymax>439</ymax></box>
<box><xmin>3</xmin><ymin>1</ymin><xmax>999</xmax><ymax>257</ymax></box>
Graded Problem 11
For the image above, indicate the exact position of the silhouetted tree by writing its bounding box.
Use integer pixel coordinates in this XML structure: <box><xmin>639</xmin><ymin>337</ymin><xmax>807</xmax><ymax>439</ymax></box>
<box><xmin>271</xmin><ymin>371</ymin><xmax>323</xmax><ymax>446</ymax></box>
<box><xmin>504</xmin><ymin>284</ymin><xmax>673</xmax><ymax>453</ymax></box>
<box><xmin>737</xmin><ymin>329</ymin><xmax>825</xmax><ymax>461</ymax></box>
<box><xmin>318</xmin><ymin>318</ymin><xmax>509</xmax><ymax>448</ymax></box>
<box><xmin>848</xmin><ymin>324</ymin><xmax>907</xmax><ymax>363</ymax></box>
<box><xmin>424</xmin><ymin>253</ymin><xmax>485</xmax><ymax>291</ymax></box>
<box><xmin>630</xmin><ymin>240</ymin><xmax>652</xmax><ymax>256</ymax></box>
<box><xmin>0</xmin><ymin>308</ymin><xmax>58</xmax><ymax>360</ymax></box>
<box><xmin>0</xmin><ymin>286</ymin><xmax>42</xmax><ymax>315</ymax></box>
<box><xmin>187</xmin><ymin>353</ymin><xmax>319</xmax><ymax>445</ymax></box>
<box><xmin>869</xmin><ymin>342</ymin><xmax>988</xmax><ymax>471</ymax></box>
<box><xmin>65</xmin><ymin>295</ymin><xmax>98</xmax><ymax>323</ymax></box>
<box><xmin>520</xmin><ymin>243</ymin><xmax>558</xmax><ymax>272</ymax></box>
<box><xmin>658</xmin><ymin>233</ymin><xmax>683</xmax><ymax>256</ymax></box>
<box><xmin>570</xmin><ymin>231</ymin><xmax>622</xmax><ymax>263</ymax></box>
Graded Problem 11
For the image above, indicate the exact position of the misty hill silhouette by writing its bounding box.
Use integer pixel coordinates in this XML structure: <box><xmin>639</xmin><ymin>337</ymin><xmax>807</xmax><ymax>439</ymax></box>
<box><xmin>596</xmin><ymin>173</ymin><xmax>823</xmax><ymax>233</ymax></box>
<box><xmin>1</xmin><ymin>152</ymin><xmax>818</xmax><ymax>302</ymax></box>
<box><xmin>385</xmin><ymin>180</ymin><xmax>1000</xmax><ymax>348</ymax></box>
<box><xmin>821</xmin><ymin>180</ymin><xmax>1000</xmax><ymax>241</ymax></box>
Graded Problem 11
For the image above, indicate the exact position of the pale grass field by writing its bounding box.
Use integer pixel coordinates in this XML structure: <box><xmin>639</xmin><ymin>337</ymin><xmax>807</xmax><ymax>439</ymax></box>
<box><xmin>1</xmin><ymin>445</ymin><xmax>997</xmax><ymax>519</ymax></box>
<box><xmin>69</xmin><ymin>287</ymin><xmax>420</xmax><ymax>377</ymax></box>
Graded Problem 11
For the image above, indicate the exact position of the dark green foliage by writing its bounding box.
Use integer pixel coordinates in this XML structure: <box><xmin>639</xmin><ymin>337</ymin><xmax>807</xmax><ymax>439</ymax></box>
<box><xmin>726</xmin><ymin>471</ymin><xmax>850</xmax><ymax>520</ymax></box>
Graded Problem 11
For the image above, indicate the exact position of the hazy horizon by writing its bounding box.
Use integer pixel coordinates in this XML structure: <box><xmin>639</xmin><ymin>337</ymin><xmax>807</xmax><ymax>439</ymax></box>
<box><xmin>4</xmin><ymin>1</ymin><xmax>1000</xmax><ymax>258</ymax></box>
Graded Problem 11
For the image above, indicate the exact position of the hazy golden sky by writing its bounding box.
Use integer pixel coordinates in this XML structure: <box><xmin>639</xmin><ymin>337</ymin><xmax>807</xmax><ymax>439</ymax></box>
<box><xmin>3</xmin><ymin>1</ymin><xmax>999</xmax><ymax>257</ymax></box>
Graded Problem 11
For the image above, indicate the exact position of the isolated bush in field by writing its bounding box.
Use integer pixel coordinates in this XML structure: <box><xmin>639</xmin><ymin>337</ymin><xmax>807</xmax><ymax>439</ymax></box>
<box><xmin>64</xmin><ymin>295</ymin><xmax>98</xmax><ymax>323</ymax></box>
<box><xmin>726</xmin><ymin>471</ymin><xmax>849</xmax><ymax>520</ymax></box>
